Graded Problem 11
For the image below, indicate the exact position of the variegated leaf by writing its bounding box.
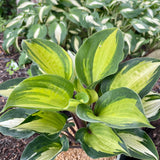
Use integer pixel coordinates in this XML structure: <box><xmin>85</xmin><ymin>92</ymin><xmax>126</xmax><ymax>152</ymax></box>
<box><xmin>143</xmin><ymin>93</ymin><xmax>160</xmax><ymax>121</ymax></box>
<box><xmin>22</xmin><ymin>39</ymin><xmax>73</xmax><ymax>80</ymax></box>
<box><xmin>46</xmin><ymin>14</ymin><xmax>56</xmax><ymax>24</ymax></box>
<box><xmin>65</xmin><ymin>8</ymin><xmax>84</xmax><ymax>25</ymax></box>
<box><xmin>142</xmin><ymin>16</ymin><xmax>160</xmax><ymax>27</ymax></box>
<box><xmin>77</xmin><ymin>87</ymin><xmax>152</xmax><ymax>129</ymax></box>
<box><xmin>2</xmin><ymin>75</ymin><xmax>74</xmax><ymax>113</ymax></box>
<box><xmin>120</xmin><ymin>8</ymin><xmax>142</xmax><ymax>18</ymax></box>
<box><xmin>25</xmin><ymin>15</ymin><xmax>35</xmax><ymax>27</ymax></box>
<box><xmin>48</xmin><ymin>21</ymin><xmax>67</xmax><ymax>45</ymax></box>
<box><xmin>84</xmin><ymin>15</ymin><xmax>100</xmax><ymax>27</ymax></box>
<box><xmin>86</xmin><ymin>0</ymin><xmax>105</xmax><ymax>9</ymax></box>
<box><xmin>49</xmin><ymin>0</ymin><xmax>58</xmax><ymax>5</ymax></box>
<box><xmin>21</xmin><ymin>135</ymin><xmax>69</xmax><ymax>160</ymax></box>
<box><xmin>27</xmin><ymin>24</ymin><xmax>47</xmax><ymax>39</ymax></box>
<box><xmin>74</xmin><ymin>78</ymin><xmax>98</xmax><ymax>105</ymax></box>
<box><xmin>76</xmin><ymin>123</ymin><xmax>128</xmax><ymax>158</ymax></box>
<box><xmin>18</xmin><ymin>2</ymin><xmax>35</xmax><ymax>9</ymax></box>
<box><xmin>6</xmin><ymin>15</ymin><xmax>24</xmax><ymax>28</ymax></box>
<box><xmin>0</xmin><ymin>77</ymin><xmax>25</xmax><ymax>97</ymax></box>
<box><xmin>75</xmin><ymin>28</ymin><xmax>124</xmax><ymax>88</ymax></box>
<box><xmin>131</xmin><ymin>19</ymin><xmax>149</xmax><ymax>33</ymax></box>
<box><xmin>0</xmin><ymin>108</ymin><xmax>35</xmax><ymax>138</ymax></box>
<box><xmin>118</xmin><ymin>129</ymin><xmax>159</xmax><ymax>160</ymax></box>
<box><xmin>2</xmin><ymin>36</ymin><xmax>15</xmax><ymax>52</ymax></box>
<box><xmin>39</xmin><ymin>5</ymin><xmax>52</xmax><ymax>23</ymax></box>
<box><xmin>60</xmin><ymin>0</ymin><xmax>81</xmax><ymax>7</ymax></box>
<box><xmin>101</xmin><ymin>58</ymin><xmax>160</xmax><ymax>98</ymax></box>
<box><xmin>71</xmin><ymin>36</ymin><xmax>82</xmax><ymax>52</ymax></box>
<box><xmin>16</xmin><ymin>111</ymin><xmax>66</xmax><ymax>134</ymax></box>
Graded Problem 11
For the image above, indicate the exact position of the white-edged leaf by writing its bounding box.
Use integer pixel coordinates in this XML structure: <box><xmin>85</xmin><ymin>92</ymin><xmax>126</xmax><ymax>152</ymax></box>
<box><xmin>48</xmin><ymin>21</ymin><xmax>67</xmax><ymax>44</ymax></box>
<box><xmin>27</xmin><ymin>24</ymin><xmax>47</xmax><ymax>39</ymax></box>
<box><xmin>18</xmin><ymin>1</ymin><xmax>35</xmax><ymax>9</ymax></box>
<box><xmin>39</xmin><ymin>5</ymin><xmax>52</xmax><ymax>23</ymax></box>
<box><xmin>0</xmin><ymin>108</ymin><xmax>35</xmax><ymax>138</ymax></box>
<box><xmin>131</xmin><ymin>19</ymin><xmax>149</xmax><ymax>33</ymax></box>
<box><xmin>21</xmin><ymin>135</ymin><xmax>69</xmax><ymax>160</ymax></box>
<box><xmin>118</xmin><ymin>129</ymin><xmax>159</xmax><ymax>160</ymax></box>
<box><xmin>143</xmin><ymin>93</ymin><xmax>160</xmax><ymax>121</ymax></box>
<box><xmin>6</xmin><ymin>15</ymin><xmax>24</xmax><ymax>28</ymax></box>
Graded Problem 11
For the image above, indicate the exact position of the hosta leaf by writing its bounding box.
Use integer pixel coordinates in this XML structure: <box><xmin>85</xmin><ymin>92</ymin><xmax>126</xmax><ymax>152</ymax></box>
<box><xmin>65</xmin><ymin>8</ymin><xmax>86</xmax><ymax>25</ymax></box>
<box><xmin>0</xmin><ymin>108</ymin><xmax>35</xmax><ymax>138</ymax></box>
<box><xmin>118</xmin><ymin>129</ymin><xmax>159</xmax><ymax>160</ymax></box>
<box><xmin>39</xmin><ymin>5</ymin><xmax>52</xmax><ymax>23</ymax></box>
<box><xmin>2</xmin><ymin>75</ymin><xmax>74</xmax><ymax>112</ymax></box>
<box><xmin>27</xmin><ymin>24</ymin><xmax>47</xmax><ymax>39</ymax></box>
<box><xmin>77</xmin><ymin>87</ymin><xmax>152</xmax><ymax>129</ymax></box>
<box><xmin>46</xmin><ymin>14</ymin><xmax>56</xmax><ymax>24</ymax></box>
<box><xmin>101</xmin><ymin>58</ymin><xmax>160</xmax><ymax>98</ymax></box>
<box><xmin>120</xmin><ymin>8</ymin><xmax>142</xmax><ymax>18</ymax></box>
<box><xmin>59</xmin><ymin>0</ymin><xmax>81</xmax><ymax>7</ymax></box>
<box><xmin>16</xmin><ymin>111</ymin><xmax>67</xmax><ymax>134</ymax></box>
<box><xmin>142</xmin><ymin>17</ymin><xmax>160</xmax><ymax>27</ymax></box>
<box><xmin>22</xmin><ymin>39</ymin><xmax>73</xmax><ymax>80</ymax></box>
<box><xmin>131</xmin><ymin>19</ymin><xmax>149</xmax><ymax>33</ymax></box>
<box><xmin>76</xmin><ymin>123</ymin><xmax>128</xmax><ymax>158</ymax></box>
<box><xmin>0</xmin><ymin>77</ymin><xmax>25</xmax><ymax>97</ymax></box>
<box><xmin>71</xmin><ymin>36</ymin><xmax>82</xmax><ymax>52</ymax></box>
<box><xmin>2</xmin><ymin>36</ymin><xmax>16</xmax><ymax>52</ymax></box>
<box><xmin>82</xmin><ymin>14</ymin><xmax>100</xmax><ymax>27</ymax></box>
<box><xmin>85</xmin><ymin>0</ymin><xmax>106</xmax><ymax>9</ymax></box>
<box><xmin>6</xmin><ymin>15</ymin><xmax>24</xmax><ymax>29</ymax></box>
<box><xmin>21</xmin><ymin>135</ymin><xmax>69</xmax><ymax>160</ymax></box>
<box><xmin>25</xmin><ymin>15</ymin><xmax>35</xmax><ymax>28</ymax></box>
<box><xmin>48</xmin><ymin>21</ymin><xmax>67</xmax><ymax>45</ymax></box>
<box><xmin>18</xmin><ymin>1</ymin><xmax>35</xmax><ymax>9</ymax></box>
<box><xmin>143</xmin><ymin>93</ymin><xmax>160</xmax><ymax>121</ymax></box>
<box><xmin>75</xmin><ymin>28</ymin><xmax>124</xmax><ymax>88</ymax></box>
<box><xmin>74</xmin><ymin>78</ymin><xmax>98</xmax><ymax>104</ymax></box>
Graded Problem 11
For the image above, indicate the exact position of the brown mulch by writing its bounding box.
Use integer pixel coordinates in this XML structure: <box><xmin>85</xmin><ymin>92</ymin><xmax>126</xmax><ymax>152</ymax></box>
<box><xmin>0</xmin><ymin>32</ymin><xmax>160</xmax><ymax>159</ymax></box>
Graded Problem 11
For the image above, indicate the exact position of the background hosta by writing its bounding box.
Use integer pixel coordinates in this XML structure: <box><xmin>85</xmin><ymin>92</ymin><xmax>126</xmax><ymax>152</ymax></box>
<box><xmin>0</xmin><ymin>28</ymin><xmax>160</xmax><ymax>160</ymax></box>
<box><xmin>3</xmin><ymin>0</ymin><xmax>160</xmax><ymax>60</ymax></box>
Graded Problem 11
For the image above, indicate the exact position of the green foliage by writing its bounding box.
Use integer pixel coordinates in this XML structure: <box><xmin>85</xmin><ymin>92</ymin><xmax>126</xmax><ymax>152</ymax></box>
<box><xmin>0</xmin><ymin>16</ymin><xmax>6</xmax><ymax>32</ymax></box>
<box><xmin>3</xmin><ymin>0</ymin><xmax>160</xmax><ymax>58</ymax></box>
<box><xmin>6</xmin><ymin>60</ymin><xmax>19</xmax><ymax>75</ymax></box>
<box><xmin>0</xmin><ymin>28</ymin><xmax>160</xmax><ymax>160</ymax></box>
<box><xmin>0</xmin><ymin>0</ymin><xmax>17</xmax><ymax>20</ymax></box>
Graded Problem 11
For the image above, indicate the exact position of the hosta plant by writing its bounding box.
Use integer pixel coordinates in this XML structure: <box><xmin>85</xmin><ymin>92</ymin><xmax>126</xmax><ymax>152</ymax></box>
<box><xmin>1</xmin><ymin>28</ymin><xmax>160</xmax><ymax>160</ymax></box>
<box><xmin>3</xmin><ymin>0</ymin><xmax>160</xmax><ymax>58</ymax></box>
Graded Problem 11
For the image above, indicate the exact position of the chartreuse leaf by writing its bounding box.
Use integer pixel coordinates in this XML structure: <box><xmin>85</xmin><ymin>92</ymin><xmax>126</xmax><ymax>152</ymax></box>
<box><xmin>143</xmin><ymin>93</ymin><xmax>160</xmax><ymax>121</ymax></box>
<box><xmin>74</xmin><ymin>77</ymin><xmax>98</xmax><ymax>104</ymax></box>
<box><xmin>77</xmin><ymin>88</ymin><xmax>152</xmax><ymax>129</ymax></box>
<box><xmin>16</xmin><ymin>111</ymin><xmax>67</xmax><ymax>134</ymax></box>
<box><xmin>117</xmin><ymin>129</ymin><xmax>159</xmax><ymax>160</ymax></box>
<box><xmin>22</xmin><ymin>39</ymin><xmax>73</xmax><ymax>80</ymax></box>
<box><xmin>2</xmin><ymin>75</ymin><xmax>74</xmax><ymax>113</ymax></box>
<box><xmin>101</xmin><ymin>58</ymin><xmax>160</xmax><ymax>98</ymax></box>
<box><xmin>21</xmin><ymin>135</ymin><xmax>69</xmax><ymax>160</ymax></box>
<box><xmin>0</xmin><ymin>77</ymin><xmax>25</xmax><ymax>97</ymax></box>
<box><xmin>0</xmin><ymin>108</ymin><xmax>36</xmax><ymax>138</ymax></box>
<box><xmin>75</xmin><ymin>28</ymin><xmax>124</xmax><ymax>88</ymax></box>
<box><xmin>76</xmin><ymin>123</ymin><xmax>128</xmax><ymax>158</ymax></box>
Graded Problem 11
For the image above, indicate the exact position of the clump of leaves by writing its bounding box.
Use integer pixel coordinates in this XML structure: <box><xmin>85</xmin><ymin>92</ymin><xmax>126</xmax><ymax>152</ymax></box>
<box><xmin>3</xmin><ymin>0</ymin><xmax>160</xmax><ymax>58</ymax></box>
<box><xmin>0</xmin><ymin>28</ymin><xmax>160</xmax><ymax>160</ymax></box>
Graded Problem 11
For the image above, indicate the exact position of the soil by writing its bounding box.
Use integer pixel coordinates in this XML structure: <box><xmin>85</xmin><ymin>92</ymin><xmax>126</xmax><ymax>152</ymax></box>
<box><xmin>0</xmin><ymin>33</ymin><xmax>160</xmax><ymax>160</ymax></box>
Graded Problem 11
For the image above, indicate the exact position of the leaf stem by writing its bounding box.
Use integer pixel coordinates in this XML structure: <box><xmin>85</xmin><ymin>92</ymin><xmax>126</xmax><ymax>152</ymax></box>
<box><xmin>71</xmin><ymin>113</ymin><xmax>86</xmax><ymax>129</ymax></box>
